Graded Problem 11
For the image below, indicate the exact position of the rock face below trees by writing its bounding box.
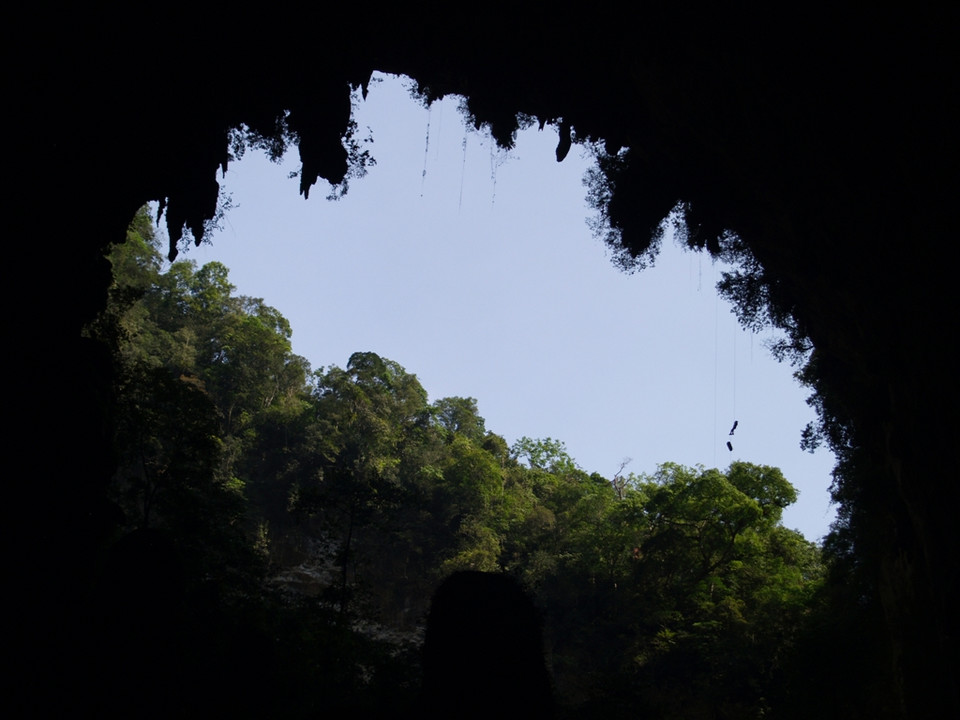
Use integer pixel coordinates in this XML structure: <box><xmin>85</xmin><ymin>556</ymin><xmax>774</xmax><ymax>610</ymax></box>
<box><xmin>10</xmin><ymin>5</ymin><xmax>958</xmax><ymax>717</ymax></box>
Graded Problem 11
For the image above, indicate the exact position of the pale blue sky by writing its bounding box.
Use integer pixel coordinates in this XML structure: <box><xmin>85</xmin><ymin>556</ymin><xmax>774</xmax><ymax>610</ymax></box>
<box><xmin>181</xmin><ymin>73</ymin><xmax>837</xmax><ymax>541</ymax></box>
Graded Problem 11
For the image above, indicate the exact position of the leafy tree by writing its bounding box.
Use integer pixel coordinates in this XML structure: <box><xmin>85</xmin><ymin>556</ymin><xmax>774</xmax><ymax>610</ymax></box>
<box><xmin>91</xmin><ymin>209</ymin><xmax>316</xmax><ymax>592</ymax></box>
<box><xmin>512</xmin><ymin>436</ymin><xmax>578</xmax><ymax>475</ymax></box>
<box><xmin>616</xmin><ymin>463</ymin><xmax>817</xmax><ymax>718</ymax></box>
<box><xmin>433</xmin><ymin>396</ymin><xmax>486</xmax><ymax>441</ymax></box>
<box><xmin>302</xmin><ymin>352</ymin><xmax>431</xmax><ymax>613</ymax></box>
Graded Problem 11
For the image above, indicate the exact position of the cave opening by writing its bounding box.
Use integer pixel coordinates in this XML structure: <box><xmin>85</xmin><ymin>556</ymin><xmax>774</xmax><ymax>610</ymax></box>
<box><xmin>162</xmin><ymin>72</ymin><xmax>837</xmax><ymax>540</ymax></box>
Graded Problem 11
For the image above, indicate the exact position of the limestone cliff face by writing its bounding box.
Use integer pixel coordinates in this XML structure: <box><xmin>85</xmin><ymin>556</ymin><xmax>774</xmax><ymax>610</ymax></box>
<box><xmin>11</xmin><ymin>5</ymin><xmax>958</xmax><ymax>716</ymax></box>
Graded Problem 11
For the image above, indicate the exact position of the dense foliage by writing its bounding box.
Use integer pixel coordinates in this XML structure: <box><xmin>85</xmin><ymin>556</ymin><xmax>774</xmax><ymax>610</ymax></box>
<box><xmin>81</xmin><ymin>208</ymin><xmax>893</xmax><ymax>718</ymax></box>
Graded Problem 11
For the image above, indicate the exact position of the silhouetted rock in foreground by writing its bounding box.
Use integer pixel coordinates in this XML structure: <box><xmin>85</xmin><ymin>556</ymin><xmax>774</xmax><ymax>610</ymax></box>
<box><xmin>419</xmin><ymin>571</ymin><xmax>554</xmax><ymax>719</ymax></box>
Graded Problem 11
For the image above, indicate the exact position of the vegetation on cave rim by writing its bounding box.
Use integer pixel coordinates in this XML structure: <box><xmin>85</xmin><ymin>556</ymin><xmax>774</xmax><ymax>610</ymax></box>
<box><xmin>77</xmin><ymin>208</ymin><xmax>898</xmax><ymax>718</ymax></box>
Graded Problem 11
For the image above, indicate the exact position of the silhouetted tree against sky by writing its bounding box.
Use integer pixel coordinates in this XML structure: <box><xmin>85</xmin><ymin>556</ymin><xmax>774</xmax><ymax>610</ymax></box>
<box><xmin>11</xmin><ymin>5</ymin><xmax>959</xmax><ymax>717</ymax></box>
